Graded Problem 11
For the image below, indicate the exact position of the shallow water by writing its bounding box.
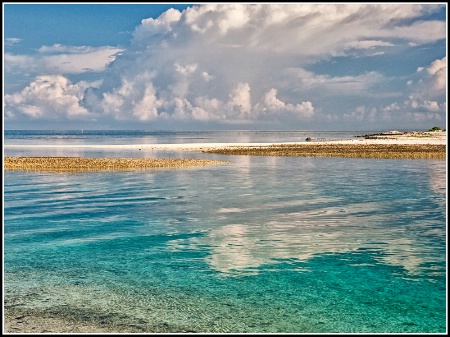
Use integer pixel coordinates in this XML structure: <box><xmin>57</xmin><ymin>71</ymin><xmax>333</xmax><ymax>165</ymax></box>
<box><xmin>3</xmin><ymin>131</ymin><xmax>447</xmax><ymax>333</ymax></box>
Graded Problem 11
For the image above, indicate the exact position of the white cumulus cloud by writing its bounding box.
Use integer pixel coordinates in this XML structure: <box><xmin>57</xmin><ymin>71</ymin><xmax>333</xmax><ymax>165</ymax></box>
<box><xmin>5</xmin><ymin>45</ymin><xmax>123</xmax><ymax>75</ymax></box>
<box><xmin>404</xmin><ymin>57</ymin><xmax>446</xmax><ymax>111</ymax></box>
<box><xmin>4</xmin><ymin>3</ymin><xmax>446</xmax><ymax>128</ymax></box>
<box><xmin>4</xmin><ymin>75</ymin><xmax>98</xmax><ymax>120</ymax></box>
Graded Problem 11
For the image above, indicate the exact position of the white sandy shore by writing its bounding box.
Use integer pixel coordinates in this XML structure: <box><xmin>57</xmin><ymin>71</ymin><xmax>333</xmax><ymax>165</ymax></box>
<box><xmin>4</xmin><ymin>131</ymin><xmax>446</xmax><ymax>151</ymax></box>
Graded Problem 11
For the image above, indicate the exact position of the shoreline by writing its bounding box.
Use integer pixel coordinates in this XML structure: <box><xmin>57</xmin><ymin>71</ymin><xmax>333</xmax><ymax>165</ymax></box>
<box><xmin>4</xmin><ymin>131</ymin><xmax>446</xmax><ymax>161</ymax></box>
<box><xmin>4</xmin><ymin>131</ymin><xmax>446</xmax><ymax>151</ymax></box>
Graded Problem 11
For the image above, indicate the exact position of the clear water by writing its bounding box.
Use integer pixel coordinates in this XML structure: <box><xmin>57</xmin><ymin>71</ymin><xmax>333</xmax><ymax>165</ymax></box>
<box><xmin>3</xmin><ymin>131</ymin><xmax>447</xmax><ymax>333</ymax></box>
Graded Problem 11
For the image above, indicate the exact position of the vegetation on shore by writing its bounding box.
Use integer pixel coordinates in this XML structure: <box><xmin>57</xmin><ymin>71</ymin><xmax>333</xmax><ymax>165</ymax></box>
<box><xmin>358</xmin><ymin>129</ymin><xmax>446</xmax><ymax>139</ymax></box>
<box><xmin>428</xmin><ymin>126</ymin><xmax>443</xmax><ymax>132</ymax></box>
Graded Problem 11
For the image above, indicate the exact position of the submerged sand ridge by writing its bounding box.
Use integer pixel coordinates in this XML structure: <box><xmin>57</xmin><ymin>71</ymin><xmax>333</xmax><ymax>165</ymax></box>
<box><xmin>4</xmin><ymin>157</ymin><xmax>230</xmax><ymax>172</ymax></box>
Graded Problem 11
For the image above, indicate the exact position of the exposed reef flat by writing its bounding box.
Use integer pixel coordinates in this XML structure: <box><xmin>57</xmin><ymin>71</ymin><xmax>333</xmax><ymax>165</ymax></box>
<box><xmin>203</xmin><ymin>144</ymin><xmax>446</xmax><ymax>159</ymax></box>
<box><xmin>4</xmin><ymin>157</ymin><xmax>230</xmax><ymax>172</ymax></box>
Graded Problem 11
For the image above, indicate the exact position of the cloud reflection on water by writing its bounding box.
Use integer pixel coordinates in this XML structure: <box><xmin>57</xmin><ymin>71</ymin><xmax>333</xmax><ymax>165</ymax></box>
<box><xmin>166</xmin><ymin>158</ymin><xmax>447</xmax><ymax>278</ymax></box>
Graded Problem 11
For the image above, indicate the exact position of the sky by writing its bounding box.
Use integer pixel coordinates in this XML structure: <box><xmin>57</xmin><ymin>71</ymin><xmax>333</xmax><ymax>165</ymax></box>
<box><xmin>3</xmin><ymin>3</ymin><xmax>447</xmax><ymax>131</ymax></box>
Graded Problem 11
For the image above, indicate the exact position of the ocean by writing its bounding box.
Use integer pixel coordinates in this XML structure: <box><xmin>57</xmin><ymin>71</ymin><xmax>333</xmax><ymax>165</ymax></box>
<box><xmin>3</xmin><ymin>130</ymin><xmax>447</xmax><ymax>333</ymax></box>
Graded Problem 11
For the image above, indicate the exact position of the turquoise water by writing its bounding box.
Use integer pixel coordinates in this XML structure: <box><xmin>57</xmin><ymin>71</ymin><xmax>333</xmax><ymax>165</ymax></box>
<box><xmin>3</xmin><ymin>131</ymin><xmax>447</xmax><ymax>333</ymax></box>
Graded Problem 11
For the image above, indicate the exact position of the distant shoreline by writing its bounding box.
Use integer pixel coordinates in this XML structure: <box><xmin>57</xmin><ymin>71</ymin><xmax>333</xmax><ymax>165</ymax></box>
<box><xmin>4</xmin><ymin>130</ymin><xmax>446</xmax><ymax>165</ymax></box>
<box><xmin>4</xmin><ymin>130</ymin><xmax>446</xmax><ymax>150</ymax></box>
<box><xmin>4</xmin><ymin>130</ymin><xmax>446</xmax><ymax>160</ymax></box>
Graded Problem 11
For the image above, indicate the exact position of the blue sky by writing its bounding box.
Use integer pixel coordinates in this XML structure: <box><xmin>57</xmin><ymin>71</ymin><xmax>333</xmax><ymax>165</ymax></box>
<box><xmin>3</xmin><ymin>3</ymin><xmax>447</xmax><ymax>130</ymax></box>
